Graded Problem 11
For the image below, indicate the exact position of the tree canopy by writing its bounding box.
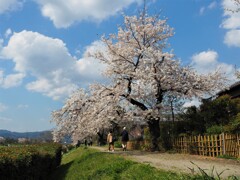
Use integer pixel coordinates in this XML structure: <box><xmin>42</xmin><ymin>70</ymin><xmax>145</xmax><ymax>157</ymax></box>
<box><xmin>178</xmin><ymin>95</ymin><xmax>240</xmax><ymax>135</ymax></box>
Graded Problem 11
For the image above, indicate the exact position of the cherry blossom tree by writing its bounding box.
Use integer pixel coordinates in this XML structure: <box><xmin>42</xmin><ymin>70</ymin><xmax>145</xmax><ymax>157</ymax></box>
<box><xmin>52</xmin><ymin>84</ymin><xmax>127</xmax><ymax>144</ymax></box>
<box><xmin>51</xmin><ymin>89</ymin><xmax>90</xmax><ymax>143</ymax></box>
<box><xmin>231</xmin><ymin>0</ymin><xmax>240</xmax><ymax>12</ymax></box>
<box><xmin>225</xmin><ymin>0</ymin><xmax>240</xmax><ymax>12</ymax></box>
<box><xmin>89</xmin><ymin>10</ymin><xmax>227</xmax><ymax>150</ymax></box>
<box><xmin>236</xmin><ymin>70</ymin><xmax>240</xmax><ymax>79</ymax></box>
<box><xmin>52</xmin><ymin>9</ymin><xmax>227</xmax><ymax>151</ymax></box>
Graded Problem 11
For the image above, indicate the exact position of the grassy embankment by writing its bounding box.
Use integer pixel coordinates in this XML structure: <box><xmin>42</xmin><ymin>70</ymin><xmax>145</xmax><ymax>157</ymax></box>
<box><xmin>48</xmin><ymin>147</ymin><xmax>208</xmax><ymax>180</ymax></box>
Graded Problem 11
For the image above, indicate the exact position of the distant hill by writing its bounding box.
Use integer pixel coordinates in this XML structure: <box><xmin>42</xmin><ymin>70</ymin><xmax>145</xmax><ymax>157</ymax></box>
<box><xmin>0</xmin><ymin>129</ymin><xmax>53</xmax><ymax>141</ymax></box>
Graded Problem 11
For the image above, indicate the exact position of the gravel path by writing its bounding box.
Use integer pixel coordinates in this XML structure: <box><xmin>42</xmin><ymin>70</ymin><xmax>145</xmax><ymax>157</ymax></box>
<box><xmin>92</xmin><ymin>146</ymin><xmax>240</xmax><ymax>179</ymax></box>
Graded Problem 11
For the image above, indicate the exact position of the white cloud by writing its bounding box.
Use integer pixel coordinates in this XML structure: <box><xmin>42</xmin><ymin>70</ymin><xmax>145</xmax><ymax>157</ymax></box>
<box><xmin>4</xmin><ymin>28</ymin><xmax>12</xmax><ymax>39</ymax></box>
<box><xmin>0</xmin><ymin>0</ymin><xmax>24</xmax><ymax>14</ymax></box>
<box><xmin>0</xmin><ymin>117</ymin><xmax>12</xmax><ymax>123</ymax></box>
<box><xmin>17</xmin><ymin>104</ymin><xmax>29</xmax><ymax>109</ymax></box>
<box><xmin>224</xmin><ymin>29</ymin><xmax>240</xmax><ymax>47</ymax></box>
<box><xmin>199</xmin><ymin>1</ymin><xmax>217</xmax><ymax>15</ymax></box>
<box><xmin>191</xmin><ymin>50</ymin><xmax>218</xmax><ymax>66</ymax></box>
<box><xmin>221</xmin><ymin>13</ymin><xmax>240</xmax><ymax>29</ymax></box>
<box><xmin>1</xmin><ymin>30</ymin><xmax>106</xmax><ymax>100</ymax></box>
<box><xmin>0</xmin><ymin>103</ymin><xmax>8</xmax><ymax>112</ymax></box>
<box><xmin>191</xmin><ymin>50</ymin><xmax>237</xmax><ymax>81</ymax></box>
<box><xmin>0</xmin><ymin>70</ymin><xmax>25</xmax><ymax>88</ymax></box>
<box><xmin>208</xmin><ymin>1</ymin><xmax>217</xmax><ymax>9</ymax></box>
<box><xmin>0</xmin><ymin>39</ymin><xmax>3</xmax><ymax>55</ymax></box>
<box><xmin>199</xmin><ymin>7</ymin><xmax>205</xmax><ymax>15</ymax></box>
<box><xmin>76</xmin><ymin>41</ymin><xmax>107</xmax><ymax>84</ymax></box>
<box><xmin>35</xmin><ymin>0</ymin><xmax>142</xmax><ymax>28</ymax></box>
<box><xmin>221</xmin><ymin>0</ymin><xmax>240</xmax><ymax>47</ymax></box>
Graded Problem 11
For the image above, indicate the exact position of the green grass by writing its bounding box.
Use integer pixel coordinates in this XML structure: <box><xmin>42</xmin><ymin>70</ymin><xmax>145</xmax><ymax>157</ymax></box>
<box><xmin>48</xmin><ymin>147</ymin><xmax>239</xmax><ymax>180</ymax></box>
<box><xmin>217</xmin><ymin>154</ymin><xmax>238</xmax><ymax>160</ymax></box>
<box><xmin>48</xmin><ymin>147</ymin><xmax>186</xmax><ymax>180</ymax></box>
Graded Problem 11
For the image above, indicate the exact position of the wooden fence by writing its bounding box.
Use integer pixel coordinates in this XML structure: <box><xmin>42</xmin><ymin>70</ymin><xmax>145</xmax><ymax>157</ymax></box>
<box><xmin>173</xmin><ymin>133</ymin><xmax>240</xmax><ymax>158</ymax></box>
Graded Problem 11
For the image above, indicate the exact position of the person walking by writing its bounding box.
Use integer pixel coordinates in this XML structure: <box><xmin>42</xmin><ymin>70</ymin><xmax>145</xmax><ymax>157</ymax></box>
<box><xmin>84</xmin><ymin>139</ymin><xmax>87</xmax><ymax>147</ymax></box>
<box><xmin>121</xmin><ymin>127</ymin><xmax>129</xmax><ymax>151</ymax></box>
<box><xmin>76</xmin><ymin>140</ymin><xmax>81</xmax><ymax>148</ymax></box>
<box><xmin>107</xmin><ymin>130</ymin><xmax>114</xmax><ymax>152</ymax></box>
<box><xmin>89</xmin><ymin>137</ymin><xmax>93</xmax><ymax>146</ymax></box>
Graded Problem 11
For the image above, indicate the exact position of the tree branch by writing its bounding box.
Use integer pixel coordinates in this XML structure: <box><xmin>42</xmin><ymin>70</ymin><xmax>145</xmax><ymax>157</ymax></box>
<box><xmin>121</xmin><ymin>94</ymin><xmax>148</xmax><ymax>111</ymax></box>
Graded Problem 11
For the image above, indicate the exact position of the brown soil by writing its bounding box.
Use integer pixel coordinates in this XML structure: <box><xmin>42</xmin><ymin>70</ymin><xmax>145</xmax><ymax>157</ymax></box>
<box><xmin>92</xmin><ymin>146</ymin><xmax>240</xmax><ymax>179</ymax></box>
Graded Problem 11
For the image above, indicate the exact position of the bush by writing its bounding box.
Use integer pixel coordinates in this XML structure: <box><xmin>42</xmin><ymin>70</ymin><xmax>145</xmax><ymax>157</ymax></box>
<box><xmin>206</xmin><ymin>125</ymin><xmax>223</xmax><ymax>135</ymax></box>
<box><xmin>0</xmin><ymin>143</ymin><xmax>62</xmax><ymax>180</ymax></box>
<box><xmin>229</xmin><ymin>113</ymin><xmax>240</xmax><ymax>133</ymax></box>
<box><xmin>114</xmin><ymin>140</ymin><xmax>122</xmax><ymax>148</ymax></box>
<box><xmin>143</xmin><ymin>127</ymin><xmax>150</xmax><ymax>140</ymax></box>
<box><xmin>140</xmin><ymin>143</ymin><xmax>151</xmax><ymax>151</ymax></box>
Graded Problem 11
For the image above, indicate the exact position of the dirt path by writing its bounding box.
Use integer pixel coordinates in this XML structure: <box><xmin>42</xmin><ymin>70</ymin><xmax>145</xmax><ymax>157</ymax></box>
<box><xmin>92</xmin><ymin>146</ymin><xmax>240</xmax><ymax>179</ymax></box>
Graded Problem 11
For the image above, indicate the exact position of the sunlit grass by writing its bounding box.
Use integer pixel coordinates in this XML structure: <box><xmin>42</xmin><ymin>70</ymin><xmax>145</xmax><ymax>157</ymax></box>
<box><xmin>48</xmin><ymin>147</ymin><xmax>184</xmax><ymax>179</ymax></box>
<box><xmin>48</xmin><ymin>147</ymin><xmax>239</xmax><ymax>180</ymax></box>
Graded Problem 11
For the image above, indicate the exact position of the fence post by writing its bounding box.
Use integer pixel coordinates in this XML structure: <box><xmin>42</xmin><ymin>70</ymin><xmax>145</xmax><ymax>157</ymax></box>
<box><xmin>237</xmin><ymin>134</ymin><xmax>240</xmax><ymax>158</ymax></box>
<box><xmin>222</xmin><ymin>132</ymin><xmax>226</xmax><ymax>155</ymax></box>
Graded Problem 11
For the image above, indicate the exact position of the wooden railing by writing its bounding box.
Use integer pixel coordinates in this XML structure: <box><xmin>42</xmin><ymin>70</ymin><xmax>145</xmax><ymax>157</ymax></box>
<box><xmin>173</xmin><ymin>133</ymin><xmax>240</xmax><ymax>158</ymax></box>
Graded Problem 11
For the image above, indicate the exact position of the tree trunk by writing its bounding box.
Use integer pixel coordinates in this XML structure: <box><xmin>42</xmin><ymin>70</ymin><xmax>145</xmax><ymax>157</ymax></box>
<box><xmin>147</xmin><ymin>119</ymin><xmax>160</xmax><ymax>151</ymax></box>
<box><xmin>97</xmin><ymin>131</ymin><xmax>105</xmax><ymax>146</ymax></box>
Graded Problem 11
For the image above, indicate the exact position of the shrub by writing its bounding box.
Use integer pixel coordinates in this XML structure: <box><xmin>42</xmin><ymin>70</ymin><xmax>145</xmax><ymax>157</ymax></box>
<box><xmin>114</xmin><ymin>140</ymin><xmax>122</xmax><ymax>148</ymax></box>
<box><xmin>140</xmin><ymin>143</ymin><xmax>151</xmax><ymax>151</ymax></box>
<box><xmin>143</xmin><ymin>127</ymin><xmax>151</xmax><ymax>140</ymax></box>
<box><xmin>206</xmin><ymin>125</ymin><xmax>223</xmax><ymax>135</ymax></box>
<box><xmin>0</xmin><ymin>143</ymin><xmax>62</xmax><ymax>180</ymax></box>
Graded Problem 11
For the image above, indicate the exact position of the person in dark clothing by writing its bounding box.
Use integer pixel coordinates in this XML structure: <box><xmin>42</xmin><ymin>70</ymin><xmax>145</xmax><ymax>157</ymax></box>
<box><xmin>76</xmin><ymin>140</ymin><xmax>81</xmax><ymax>148</ymax></box>
<box><xmin>89</xmin><ymin>137</ymin><xmax>93</xmax><ymax>146</ymax></box>
<box><xmin>121</xmin><ymin>127</ymin><xmax>129</xmax><ymax>151</ymax></box>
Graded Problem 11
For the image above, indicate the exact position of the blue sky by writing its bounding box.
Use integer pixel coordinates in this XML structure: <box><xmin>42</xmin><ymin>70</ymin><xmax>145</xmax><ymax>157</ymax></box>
<box><xmin>0</xmin><ymin>0</ymin><xmax>239</xmax><ymax>132</ymax></box>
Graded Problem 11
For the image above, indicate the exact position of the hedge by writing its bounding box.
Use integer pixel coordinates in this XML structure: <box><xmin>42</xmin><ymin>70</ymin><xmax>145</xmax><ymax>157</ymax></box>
<box><xmin>0</xmin><ymin>143</ymin><xmax>62</xmax><ymax>180</ymax></box>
